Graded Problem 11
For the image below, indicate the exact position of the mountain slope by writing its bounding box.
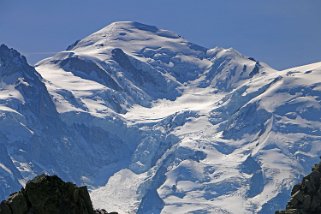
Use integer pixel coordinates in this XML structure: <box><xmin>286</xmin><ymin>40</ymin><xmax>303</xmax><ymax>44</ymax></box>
<box><xmin>1</xmin><ymin>22</ymin><xmax>320</xmax><ymax>214</ymax></box>
<box><xmin>0</xmin><ymin>44</ymin><xmax>61</xmax><ymax>198</ymax></box>
<box><xmin>90</xmin><ymin>61</ymin><xmax>321</xmax><ymax>214</ymax></box>
<box><xmin>0</xmin><ymin>44</ymin><xmax>140</xmax><ymax>199</ymax></box>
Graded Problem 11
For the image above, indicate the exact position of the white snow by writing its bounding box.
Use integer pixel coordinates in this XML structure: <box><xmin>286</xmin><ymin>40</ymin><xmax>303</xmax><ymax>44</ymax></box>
<box><xmin>1</xmin><ymin>21</ymin><xmax>321</xmax><ymax>214</ymax></box>
<box><xmin>124</xmin><ymin>86</ymin><xmax>223</xmax><ymax>124</ymax></box>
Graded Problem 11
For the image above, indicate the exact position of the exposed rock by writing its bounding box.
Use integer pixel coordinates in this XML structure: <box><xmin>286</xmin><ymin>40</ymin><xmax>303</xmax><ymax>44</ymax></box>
<box><xmin>276</xmin><ymin>159</ymin><xmax>321</xmax><ymax>214</ymax></box>
<box><xmin>6</xmin><ymin>192</ymin><xmax>28</xmax><ymax>214</ymax></box>
<box><xmin>0</xmin><ymin>174</ymin><xmax>118</xmax><ymax>214</ymax></box>
<box><xmin>94</xmin><ymin>209</ymin><xmax>118</xmax><ymax>214</ymax></box>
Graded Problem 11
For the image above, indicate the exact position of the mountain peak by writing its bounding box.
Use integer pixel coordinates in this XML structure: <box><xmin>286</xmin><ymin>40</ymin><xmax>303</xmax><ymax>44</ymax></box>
<box><xmin>0</xmin><ymin>44</ymin><xmax>41</xmax><ymax>84</ymax></box>
<box><xmin>2</xmin><ymin>20</ymin><xmax>321</xmax><ymax>214</ymax></box>
<box><xmin>106</xmin><ymin>21</ymin><xmax>160</xmax><ymax>33</ymax></box>
<box><xmin>96</xmin><ymin>21</ymin><xmax>181</xmax><ymax>40</ymax></box>
<box><xmin>66</xmin><ymin>21</ymin><xmax>206</xmax><ymax>59</ymax></box>
<box><xmin>0</xmin><ymin>44</ymin><xmax>28</xmax><ymax>67</ymax></box>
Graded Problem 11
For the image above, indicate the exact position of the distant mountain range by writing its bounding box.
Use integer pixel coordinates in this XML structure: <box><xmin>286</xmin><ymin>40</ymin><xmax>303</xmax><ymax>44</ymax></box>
<box><xmin>1</xmin><ymin>21</ymin><xmax>321</xmax><ymax>214</ymax></box>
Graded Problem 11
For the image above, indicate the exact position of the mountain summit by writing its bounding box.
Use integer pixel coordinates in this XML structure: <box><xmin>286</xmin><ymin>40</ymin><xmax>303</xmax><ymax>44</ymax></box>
<box><xmin>1</xmin><ymin>22</ymin><xmax>321</xmax><ymax>213</ymax></box>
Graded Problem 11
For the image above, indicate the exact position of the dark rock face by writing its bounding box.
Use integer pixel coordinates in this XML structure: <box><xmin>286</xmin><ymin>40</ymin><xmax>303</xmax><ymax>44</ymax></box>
<box><xmin>276</xmin><ymin>161</ymin><xmax>321</xmax><ymax>214</ymax></box>
<box><xmin>0</xmin><ymin>174</ymin><xmax>117</xmax><ymax>214</ymax></box>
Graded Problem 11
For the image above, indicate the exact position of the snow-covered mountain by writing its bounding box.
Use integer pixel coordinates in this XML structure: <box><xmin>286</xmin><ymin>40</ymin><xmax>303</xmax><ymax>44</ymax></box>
<box><xmin>1</xmin><ymin>21</ymin><xmax>321</xmax><ymax>214</ymax></box>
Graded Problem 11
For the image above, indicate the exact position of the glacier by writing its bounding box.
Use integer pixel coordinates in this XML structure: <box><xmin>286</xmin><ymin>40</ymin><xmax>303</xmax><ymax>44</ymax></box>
<box><xmin>1</xmin><ymin>21</ymin><xmax>321</xmax><ymax>214</ymax></box>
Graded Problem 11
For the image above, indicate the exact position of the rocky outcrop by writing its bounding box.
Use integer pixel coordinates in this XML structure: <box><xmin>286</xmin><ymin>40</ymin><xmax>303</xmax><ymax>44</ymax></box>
<box><xmin>276</xmin><ymin>160</ymin><xmax>321</xmax><ymax>214</ymax></box>
<box><xmin>0</xmin><ymin>174</ymin><xmax>117</xmax><ymax>214</ymax></box>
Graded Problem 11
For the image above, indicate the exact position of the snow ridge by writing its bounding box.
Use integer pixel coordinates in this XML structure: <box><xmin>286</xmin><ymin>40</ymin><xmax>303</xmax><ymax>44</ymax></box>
<box><xmin>1</xmin><ymin>22</ymin><xmax>321</xmax><ymax>214</ymax></box>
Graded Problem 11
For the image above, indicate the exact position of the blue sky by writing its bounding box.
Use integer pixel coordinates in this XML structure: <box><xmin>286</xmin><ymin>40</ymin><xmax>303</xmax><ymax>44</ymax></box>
<box><xmin>0</xmin><ymin>0</ymin><xmax>320</xmax><ymax>69</ymax></box>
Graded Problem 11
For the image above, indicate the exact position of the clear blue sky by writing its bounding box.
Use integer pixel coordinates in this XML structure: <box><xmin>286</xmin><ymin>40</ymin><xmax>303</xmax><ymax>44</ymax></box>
<box><xmin>1</xmin><ymin>0</ymin><xmax>320</xmax><ymax>69</ymax></box>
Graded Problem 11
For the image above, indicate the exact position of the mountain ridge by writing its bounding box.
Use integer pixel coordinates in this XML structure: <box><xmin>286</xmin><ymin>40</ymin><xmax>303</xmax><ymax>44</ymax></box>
<box><xmin>1</xmin><ymin>21</ymin><xmax>321</xmax><ymax>213</ymax></box>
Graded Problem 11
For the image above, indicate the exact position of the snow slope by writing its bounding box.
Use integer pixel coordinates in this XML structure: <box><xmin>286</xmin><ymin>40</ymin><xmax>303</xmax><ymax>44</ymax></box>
<box><xmin>1</xmin><ymin>22</ymin><xmax>321</xmax><ymax>214</ymax></box>
<box><xmin>90</xmin><ymin>61</ymin><xmax>321</xmax><ymax>214</ymax></box>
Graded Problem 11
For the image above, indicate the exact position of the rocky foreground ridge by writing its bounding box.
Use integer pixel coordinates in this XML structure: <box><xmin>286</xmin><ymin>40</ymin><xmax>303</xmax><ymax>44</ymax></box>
<box><xmin>0</xmin><ymin>175</ymin><xmax>117</xmax><ymax>214</ymax></box>
<box><xmin>276</xmin><ymin>159</ymin><xmax>321</xmax><ymax>214</ymax></box>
